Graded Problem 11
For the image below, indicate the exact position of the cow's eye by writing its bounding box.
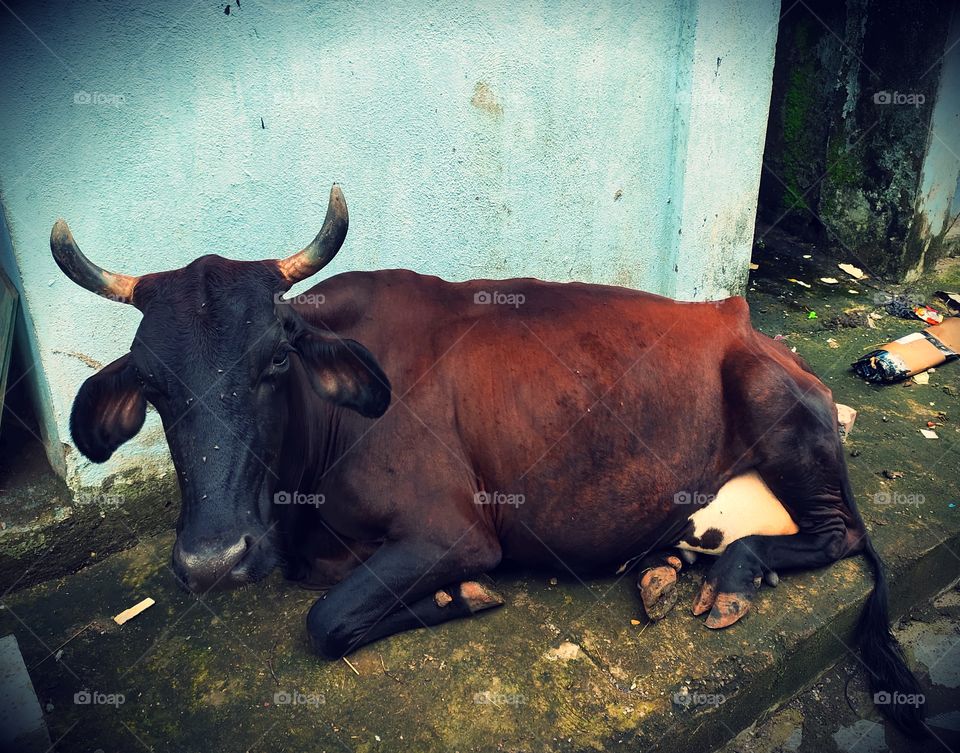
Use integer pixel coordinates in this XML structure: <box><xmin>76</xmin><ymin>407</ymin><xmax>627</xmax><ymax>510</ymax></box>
<box><xmin>269</xmin><ymin>349</ymin><xmax>290</xmax><ymax>372</ymax></box>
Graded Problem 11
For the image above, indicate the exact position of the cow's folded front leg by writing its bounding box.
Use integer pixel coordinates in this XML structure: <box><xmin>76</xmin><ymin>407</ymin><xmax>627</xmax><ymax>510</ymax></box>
<box><xmin>347</xmin><ymin>580</ymin><xmax>505</xmax><ymax>646</ymax></box>
<box><xmin>306</xmin><ymin>534</ymin><xmax>502</xmax><ymax>658</ymax></box>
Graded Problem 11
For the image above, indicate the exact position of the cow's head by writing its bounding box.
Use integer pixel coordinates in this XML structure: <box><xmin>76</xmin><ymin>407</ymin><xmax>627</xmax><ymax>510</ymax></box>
<box><xmin>52</xmin><ymin>187</ymin><xmax>390</xmax><ymax>592</ymax></box>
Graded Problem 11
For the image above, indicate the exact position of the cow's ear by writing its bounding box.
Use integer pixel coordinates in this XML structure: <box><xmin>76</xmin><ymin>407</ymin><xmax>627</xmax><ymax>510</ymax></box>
<box><xmin>293</xmin><ymin>332</ymin><xmax>391</xmax><ymax>418</ymax></box>
<box><xmin>70</xmin><ymin>354</ymin><xmax>147</xmax><ymax>462</ymax></box>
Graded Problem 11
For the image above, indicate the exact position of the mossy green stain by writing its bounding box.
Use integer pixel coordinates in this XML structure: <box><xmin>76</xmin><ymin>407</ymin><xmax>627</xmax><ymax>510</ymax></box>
<box><xmin>778</xmin><ymin>20</ymin><xmax>824</xmax><ymax>216</ymax></box>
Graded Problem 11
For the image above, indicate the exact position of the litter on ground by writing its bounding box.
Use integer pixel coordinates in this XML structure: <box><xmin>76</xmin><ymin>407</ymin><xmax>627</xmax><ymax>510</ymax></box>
<box><xmin>913</xmin><ymin>306</ymin><xmax>944</xmax><ymax>325</ymax></box>
<box><xmin>113</xmin><ymin>597</ymin><xmax>155</xmax><ymax>625</ymax></box>
<box><xmin>835</xmin><ymin>403</ymin><xmax>857</xmax><ymax>442</ymax></box>
<box><xmin>838</xmin><ymin>263</ymin><xmax>866</xmax><ymax>280</ymax></box>
<box><xmin>851</xmin><ymin>317</ymin><xmax>960</xmax><ymax>384</ymax></box>
<box><xmin>934</xmin><ymin>291</ymin><xmax>960</xmax><ymax>313</ymax></box>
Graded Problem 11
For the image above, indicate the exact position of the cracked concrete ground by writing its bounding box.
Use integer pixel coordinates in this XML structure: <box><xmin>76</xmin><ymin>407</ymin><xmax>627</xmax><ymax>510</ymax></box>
<box><xmin>719</xmin><ymin>583</ymin><xmax>960</xmax><ymax>753</ymax></box>
<box><xmin>1</xmin><ymin>235</ymin><xmax>959</xmax><ymax>753</ymax></box>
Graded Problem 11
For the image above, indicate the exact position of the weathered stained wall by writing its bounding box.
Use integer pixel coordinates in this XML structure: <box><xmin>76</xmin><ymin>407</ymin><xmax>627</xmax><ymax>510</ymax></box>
<box><xmin>758</xmin><ymin>0</ymin><xmax>960</xmax><ymax>280</ymax></box>
<box><xmin>0</xmin><ymin>0</ymin><xmax>780</xmax><ymax>490</ymax></box>
<box><xmin>909</xmin><ymin>5</ymin><xmax>960</xmax><ymax>277</ymax></box>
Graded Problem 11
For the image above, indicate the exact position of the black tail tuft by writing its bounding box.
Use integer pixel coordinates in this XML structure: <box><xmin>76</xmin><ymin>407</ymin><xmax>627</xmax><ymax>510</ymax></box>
<box><xmin>858</xmin><ymin>541</ymin><xmax>928</xmax><ymax>738</ymax></box>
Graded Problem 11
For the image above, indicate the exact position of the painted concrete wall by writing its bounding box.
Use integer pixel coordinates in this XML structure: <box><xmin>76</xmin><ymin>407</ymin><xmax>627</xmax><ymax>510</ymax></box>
<box><xmin>910</xmin><ymin>7</ymin><xmax>960</xmax><ymax>279</ymax></box>
<box><xmin>0</xmin><ymin>0</ymin><xmax>780</xmax><ymax>489</ymax></box>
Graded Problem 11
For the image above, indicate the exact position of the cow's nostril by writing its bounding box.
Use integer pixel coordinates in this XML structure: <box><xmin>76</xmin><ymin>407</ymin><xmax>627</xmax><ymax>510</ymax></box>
<box><xmin>229</xmin><ymin>535</ymin><xmax>256</xmax><ymax>575</ymax></box>
<box><xmin>172</xmin><ymin>534</ymin><xmax>254</xmax><ymax>591</ymax></box>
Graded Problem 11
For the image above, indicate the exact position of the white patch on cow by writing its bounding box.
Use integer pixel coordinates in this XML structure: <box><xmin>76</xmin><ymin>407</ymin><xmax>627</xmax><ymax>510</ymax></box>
<box><xmin>676</xmin><ymin>471</ymin><xmax>799</xmax><ymax>555</ymax></box>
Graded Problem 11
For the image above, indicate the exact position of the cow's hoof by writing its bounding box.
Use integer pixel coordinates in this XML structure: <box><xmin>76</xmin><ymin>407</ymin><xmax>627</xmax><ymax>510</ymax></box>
<box><xmin>460</xmin><ymin>581</ymin><xmax>505</xmax><ymax>613</ymax></box>
<box><xmin>704</xmin><ymin>592</ymin><xmax>751</xmax><ymax>629</ymax></box>
<box><xmin>639</xmin><ymin>566</ymin><xmax>678</xmax><ymax>621</ymax></box>
<box><xmin>691</xmin><ymin>580</ymin><xmax>717</xmax><ymax>616</ymax></box>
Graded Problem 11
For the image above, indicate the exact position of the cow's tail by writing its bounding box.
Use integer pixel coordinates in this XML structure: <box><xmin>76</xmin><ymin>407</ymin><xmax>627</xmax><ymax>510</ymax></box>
<box><xmin>842</xmin><ymin>473</ymin><xmax>928</xmax><ymax>738</ymax></box>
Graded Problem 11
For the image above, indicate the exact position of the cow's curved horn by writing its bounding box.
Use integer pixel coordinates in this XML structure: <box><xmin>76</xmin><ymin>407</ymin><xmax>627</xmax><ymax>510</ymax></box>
<box><xmin>277</xmin><ymin>184</ymin><xmax>348</xmax><ymax>285</ymax></box>
<box><xmin>50</xmin><ymin>220</ymin><xmax>139</xmax><ymax>304</ymax></box>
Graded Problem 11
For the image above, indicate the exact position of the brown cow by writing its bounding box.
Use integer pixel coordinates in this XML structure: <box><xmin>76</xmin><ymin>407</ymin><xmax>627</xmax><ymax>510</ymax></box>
<box><xmin>53</xmin><ymin>186</ymin><xmax>925</xmax><ymax>736</ymax></box>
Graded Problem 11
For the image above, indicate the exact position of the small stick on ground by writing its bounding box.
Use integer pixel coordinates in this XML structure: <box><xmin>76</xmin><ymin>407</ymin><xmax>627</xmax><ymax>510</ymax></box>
<box><xmin>266</xmin><ymin>641</ymin><xmax>280</xmax><ymax>686</ymax></box>
<box><xmin>266</xmin><ymin>657</ymin><xmax>280</xmax><ymax>686</ymax></box>
<box><xmin>32</xmin><ymin>621</ymin><xmax>94</xmax><ymax>669</ymax></box>
<box><xmin>343</xmin><ymin>656</ymin><xmax>360</xmax><ymax>676</ymax></box>
<box><xmin>380</xmin><ymin>654</ymin><xmax>403</xmax><ymax>684</ymax></box>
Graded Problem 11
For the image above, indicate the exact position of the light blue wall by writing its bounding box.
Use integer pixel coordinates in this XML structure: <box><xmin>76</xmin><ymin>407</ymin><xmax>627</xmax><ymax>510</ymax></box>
<box><xmin>0</xmin><ymin>0</ymin><xmax>780</xmax><ymax>487</ymax></box>
<box><xmin>912</xmin><ymin>7</ymin><xmax>960</xmax><ymax>278</ymax></box>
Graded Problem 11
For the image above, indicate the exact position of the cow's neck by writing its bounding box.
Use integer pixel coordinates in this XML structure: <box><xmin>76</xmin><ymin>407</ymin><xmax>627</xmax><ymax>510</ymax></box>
<box><xmin>277</xmin><ymin>369</ymin><xmax>351</xmax><ymax>497</ymax></box>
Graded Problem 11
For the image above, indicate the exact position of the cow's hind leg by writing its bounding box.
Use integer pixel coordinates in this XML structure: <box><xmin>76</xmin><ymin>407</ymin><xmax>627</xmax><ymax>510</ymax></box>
<box><xmin>695</xmin><ymin>358</ymin><xmax>863</xmax><ymax>628</ymax></box>
<box><xmin>693</xmin><ymin>531</ymin><xmax>848</xmax><ymax>628</ymax></box>
<box><xmin>703</xmin><ymin>353</ymin><xmax>926</xmax><ymax>734</ymax></box>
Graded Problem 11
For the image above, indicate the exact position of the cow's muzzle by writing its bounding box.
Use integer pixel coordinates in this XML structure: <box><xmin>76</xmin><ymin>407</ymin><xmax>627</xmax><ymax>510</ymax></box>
<box><xmin>171</xmin><ymin>532</ymin><xmax>263</xmax><ymax>592</ymax></box>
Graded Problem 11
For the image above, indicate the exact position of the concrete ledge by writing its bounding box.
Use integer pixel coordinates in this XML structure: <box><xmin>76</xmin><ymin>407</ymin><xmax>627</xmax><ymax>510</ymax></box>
<box><xmin>0</xmin><ymin>464</ymin><xmax>178</xmax><ymax>594</ymax></box>
<box><xmin>0</xmin><ymin>494</ymin><xmax>956</xmax><ymax>752</ymax></box>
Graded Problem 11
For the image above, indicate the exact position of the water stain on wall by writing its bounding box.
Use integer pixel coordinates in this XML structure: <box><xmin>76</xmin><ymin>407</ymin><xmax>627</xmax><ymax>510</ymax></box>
<box><xmin>471</xmin><ymin>82</ymin><xmax>503</xmax><ymax>118</ymax></box>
